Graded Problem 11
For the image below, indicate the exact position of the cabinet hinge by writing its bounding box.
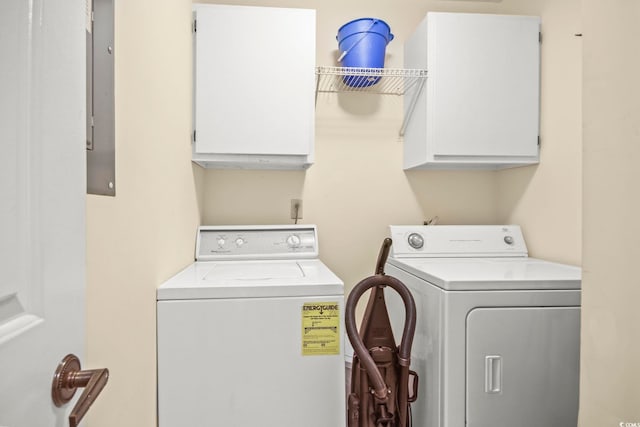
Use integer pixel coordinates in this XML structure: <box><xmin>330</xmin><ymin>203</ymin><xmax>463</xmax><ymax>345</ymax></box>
<box><xmin>538</xmin><ymin>135</ymin><xmax>541</xmax><ymax>147</ymax></box>
<box><xmin>539</xmin><ymin>32</ymin><xmax>542</xmax><ymax>43</ymax></box>
<box><xmin>193</xmin><ymin>130</ymin><xmax>196</xmax><ymax>143</ymax></box>
<box><xmin>193</xmin><ymin>19</ymin><xmax>197</xmax><ymax>33</ymax></box>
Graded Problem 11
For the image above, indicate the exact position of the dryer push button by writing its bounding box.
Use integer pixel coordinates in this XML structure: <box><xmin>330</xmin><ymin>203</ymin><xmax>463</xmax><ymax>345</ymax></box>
<box><xmin>408</xmin><ymin>233</ymin><xmax>424</xmax><ymax>249</ymax></box>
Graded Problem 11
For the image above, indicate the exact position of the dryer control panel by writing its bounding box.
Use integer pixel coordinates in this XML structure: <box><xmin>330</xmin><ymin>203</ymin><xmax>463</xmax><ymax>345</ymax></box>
<box><xmin>196</xmin><ymin>225</ymin><xmax>318</xmax><ymax>260</ymax></box>
<box><xmin>389</xmin><ymin>225</ymin><xmax>528</xmax><ymax>258</ymax></box>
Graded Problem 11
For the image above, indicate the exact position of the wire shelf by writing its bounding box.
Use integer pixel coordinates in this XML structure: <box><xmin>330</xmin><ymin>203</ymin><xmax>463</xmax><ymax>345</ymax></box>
<box><xmin>315</xmin><ymin>66</ymin><xmax>427</xmax><ymax>96</ymax></box>
<box><xmin>315</xmin><ymin>66</ymin><xmax>428</xmax><ymax>135</ymax></box>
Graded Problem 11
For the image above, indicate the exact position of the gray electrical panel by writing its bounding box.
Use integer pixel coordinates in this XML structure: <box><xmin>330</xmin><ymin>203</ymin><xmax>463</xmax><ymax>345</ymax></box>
<box><xmin>87</xmin><ymin>0</ymin><xmax>115</xmax><ymax>196</ymax></box>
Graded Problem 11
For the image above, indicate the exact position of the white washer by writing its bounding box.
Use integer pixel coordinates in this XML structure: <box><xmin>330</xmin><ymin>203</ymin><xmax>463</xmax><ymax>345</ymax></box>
<box><xmin>384</xmin><ymin>225</ymin><xmax>581</xmax><ymax>427</ymax></box>
<box><xmin>157</xmin><ymin>225</ymin><xmax>345</xmax><ymax>427</ymax></box>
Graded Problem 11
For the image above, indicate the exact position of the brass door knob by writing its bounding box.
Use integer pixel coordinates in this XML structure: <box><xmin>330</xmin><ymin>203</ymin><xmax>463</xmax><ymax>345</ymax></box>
<box><xmin>52</xmin><ymin>354</ymin><xmax>109</xmax><ymax>427</ymax></box>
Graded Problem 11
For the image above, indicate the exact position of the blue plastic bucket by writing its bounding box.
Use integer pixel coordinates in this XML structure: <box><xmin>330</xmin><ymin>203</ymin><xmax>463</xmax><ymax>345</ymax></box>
<box><xmin>337</xmin><ymin>18</ymin><xmax>394</xmax><ymax>87</ymax></box>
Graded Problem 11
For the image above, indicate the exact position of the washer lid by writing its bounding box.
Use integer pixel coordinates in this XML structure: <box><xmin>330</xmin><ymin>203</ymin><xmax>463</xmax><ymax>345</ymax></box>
<box><xmin>203</xmin><ymin>261</ymin><xmax>305</xmax><ymax>281</ymax></box>
<box><xmin>387</xmin><ymin>257</ymin><xmax>581</xmax><ymax>291</ymax></box>
<box><xmin>157</xmin><ymin>259</ymin><xmax>344</xmax><ymax>300</ymax></box>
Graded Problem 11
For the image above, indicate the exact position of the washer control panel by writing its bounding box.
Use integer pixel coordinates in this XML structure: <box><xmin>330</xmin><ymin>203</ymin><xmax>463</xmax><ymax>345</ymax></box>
<box><xmin>196</xmin><ymin>225</ymin><xmax>318</xmax><ymax>260</ymax></box>
<box><xmin>389</xmin><ymin>225</ymin><xmax>528</xmax><ymax>258</ymax></box>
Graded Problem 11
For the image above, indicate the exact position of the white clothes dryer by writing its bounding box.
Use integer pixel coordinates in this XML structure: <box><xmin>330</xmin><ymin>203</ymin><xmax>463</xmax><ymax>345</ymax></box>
<box><xmin>384</xmin><ymin>225</ymin><xmax>581</xmax><ymax>427</ymax></box>
<box><xmin>157</xmin><ymin>225</ymin><xmax>345</xmax><ymax>427</ymax></box>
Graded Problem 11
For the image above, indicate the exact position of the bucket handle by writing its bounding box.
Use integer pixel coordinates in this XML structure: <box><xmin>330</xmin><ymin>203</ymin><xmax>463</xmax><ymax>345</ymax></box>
<box><xmin>338</xmin><ymin>19</ymin><xmax>393</xmax><ymax>63</ymax></box>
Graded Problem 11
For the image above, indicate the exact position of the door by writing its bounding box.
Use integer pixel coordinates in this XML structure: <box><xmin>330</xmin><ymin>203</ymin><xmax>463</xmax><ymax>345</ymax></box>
<box><xmin>466</xmin><ymin>307</ymin><xmax>580</xmax><ymax>427</ymax></box>
<box><xmin>0</xmin><ymin>1</ymin><xmax>88</xmax><ymax>425</ymax></box>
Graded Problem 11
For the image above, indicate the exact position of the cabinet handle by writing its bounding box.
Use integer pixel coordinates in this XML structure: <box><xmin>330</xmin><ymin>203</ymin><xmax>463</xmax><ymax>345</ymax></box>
<box><xmin>52</xmin><ymin>354</ymin><xmax>109</xmax><ymax>427</ymax></box>
<box><xmin>484</xmin><ymin>355</ymin><xmax>502</xmax><ymax>393</ymax></box>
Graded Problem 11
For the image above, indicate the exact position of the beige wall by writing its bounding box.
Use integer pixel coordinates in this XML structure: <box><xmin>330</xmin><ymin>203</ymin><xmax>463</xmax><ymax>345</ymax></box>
<box><xmin>580</xmin><ymin>1</ymin><xmax>640</xmax><ymax>425</ymax></box>
<box><xmin>198</xmin><ymin>0</ymin><xmax>508</xmax><ymax>292</ymax></box>
<box><xmin>86</xmin><ymin>0</ymin><xmax>203</xmax><ymax>425</ymax></box>
<box><xmin>85</xmin><ymin>0</ymin><xmax>582</xmax><ymax>426</ymax></box>
<box><xmin>199</xmin><ymin>0</ymin><xmax>582</xmax><ymax>289</ymax></box>
<box><xmin>497</xmin><ymin>0</ymin><xmax>582</xmax><ymax>266</ymax></box>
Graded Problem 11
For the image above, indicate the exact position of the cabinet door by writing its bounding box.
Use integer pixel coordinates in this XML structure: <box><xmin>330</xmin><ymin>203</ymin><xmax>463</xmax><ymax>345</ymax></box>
<box><xmin>466</xmin><ymin>307</ymin><xmax>580</xmax><ymax>427</ymax></box>
<box><xmin>428</xmin><ymin>13</ymin><xmax>540</xmax><ymax>158</ymax></box>
<box><xmin>404</xmin><ymin>13</ymin><xmax>541</xmax><ymax>169</ymax></box>
<box><xmin>193</xmin><ymin>5</ymin><xmax>315</xmax><ymax>156</ymax></box>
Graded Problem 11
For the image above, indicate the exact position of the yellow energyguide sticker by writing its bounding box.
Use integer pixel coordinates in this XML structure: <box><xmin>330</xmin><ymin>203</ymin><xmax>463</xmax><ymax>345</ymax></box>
<box><xmin>301</xmin><ymin>302</ymin><xmax>340</xmax><ymax>356</ymax></box>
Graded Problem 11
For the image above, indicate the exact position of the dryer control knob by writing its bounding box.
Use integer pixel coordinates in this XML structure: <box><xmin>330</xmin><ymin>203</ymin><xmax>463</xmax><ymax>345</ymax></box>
<box><xmin>504</xmin><ymin>236</ymin><xmax>514</xmax><ymax>245</ymax></box>
<box><xmin>235</xmin><ymin>237</ymin><xmax>245</xmax><ymax>247</ymax></box>
<box><xmin>286</xmin><ymin>234</ymin><xmax>301</xmax><ymax>248</ymax></box>
<box><xmin>216</xmin><ymin>238</ymin><xmax>225</xmax><ymax>248</ymax></box>
<box><xmin>408</xmin><ymin>233</ymin><xmax>424</xmax><ymax>249</ymax></box>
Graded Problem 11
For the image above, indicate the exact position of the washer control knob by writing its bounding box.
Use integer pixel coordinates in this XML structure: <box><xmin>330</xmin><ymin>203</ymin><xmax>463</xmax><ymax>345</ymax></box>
<box><xmin>504</xmin><ymin>236</ymin><xmax>514</xmax><ymax>245</ymax></box>
<box><xmin>216</xmin><ymin>238</ymin><xmax>225</xmax><ymax>248</ymax></box>
<box><xmin>235</xmin><ymin>237</ymin><xmax>245</xmax><ymax>247</ymax></box>
<box><xmin>286</xmin><ymin>234</ymin><xmax>301</xmax><ymax>248</ymax></box>
<box><xmin>408</xmin><ymin>233</ymin><xmax>424</xmax><ymax>249</ymax></box>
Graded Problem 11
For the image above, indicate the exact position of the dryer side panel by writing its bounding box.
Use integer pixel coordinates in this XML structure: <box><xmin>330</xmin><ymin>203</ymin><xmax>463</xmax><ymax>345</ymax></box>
<box><xmin>384</xmin><ymin>264</ymin><xmax>444</xmax><ymax>427</ymax></box>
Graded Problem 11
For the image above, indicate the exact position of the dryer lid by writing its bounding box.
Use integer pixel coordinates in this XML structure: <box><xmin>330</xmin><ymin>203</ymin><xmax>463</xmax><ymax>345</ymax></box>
<box><xmin>387</xmin><ymin>256</ymin><xmax>581</xmax><ymax>291</ymax></box>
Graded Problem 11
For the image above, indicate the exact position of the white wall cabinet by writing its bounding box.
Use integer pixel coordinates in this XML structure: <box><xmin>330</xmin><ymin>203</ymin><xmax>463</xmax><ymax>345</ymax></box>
<box><xmin>403</xmin><ymin>13</ymin><xmax>541</xmax><ymax>170</ymax></box>
<box><xmin>192</xmin><ymin>4</ymin><xmax>315</xmax><ymax>169</ymax></box>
